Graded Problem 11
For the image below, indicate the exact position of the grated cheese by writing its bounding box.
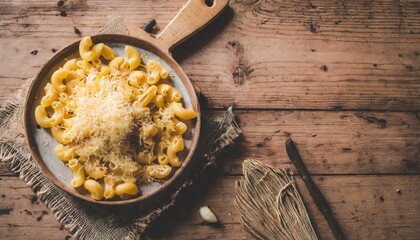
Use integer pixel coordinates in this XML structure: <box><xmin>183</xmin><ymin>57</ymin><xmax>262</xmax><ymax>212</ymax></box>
<box><xmin>68</xmin><ymin>75</ymin><xmax>138</xmax><ymax>173</ymax></box>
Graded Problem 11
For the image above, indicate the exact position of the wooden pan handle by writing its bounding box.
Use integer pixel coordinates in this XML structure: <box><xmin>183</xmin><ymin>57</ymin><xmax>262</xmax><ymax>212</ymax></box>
<box><xmin>155</xmin><ymin>0</ymin><xmax>229</xmax><ymax>52</ymax></box>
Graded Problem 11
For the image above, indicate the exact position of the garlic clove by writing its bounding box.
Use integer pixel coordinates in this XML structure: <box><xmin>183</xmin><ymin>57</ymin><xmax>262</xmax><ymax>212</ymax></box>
<box><xmin>199</xmin><ymin>206</ymin><xmax>218</xmax><ymax>223</ymax></box>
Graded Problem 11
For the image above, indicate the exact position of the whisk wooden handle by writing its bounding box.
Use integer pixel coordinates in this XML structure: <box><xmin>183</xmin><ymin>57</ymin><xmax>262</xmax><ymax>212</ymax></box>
<box><xmin>285</xmin><ymin>139</ymin><xmax>347</xmax><ymax>240</ymax></box>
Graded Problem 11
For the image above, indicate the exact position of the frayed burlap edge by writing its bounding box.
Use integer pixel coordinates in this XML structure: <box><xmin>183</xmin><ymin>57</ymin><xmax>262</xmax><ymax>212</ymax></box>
<box><xmin>0</xmin><ymin>17</ymin><xmax>242</xmax><ymax>240</ymax></box>
<box><xmin>96</xmin><ymin>16</ymin><xmax>129</xmax><ymax>35</ymax></box>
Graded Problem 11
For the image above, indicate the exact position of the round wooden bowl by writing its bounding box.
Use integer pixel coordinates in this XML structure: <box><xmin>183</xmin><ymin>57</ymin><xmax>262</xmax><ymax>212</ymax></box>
<box><xmin>23</xmin><ymin>0</ymin><xmax>228</xmax><ymax>205</ymax></box>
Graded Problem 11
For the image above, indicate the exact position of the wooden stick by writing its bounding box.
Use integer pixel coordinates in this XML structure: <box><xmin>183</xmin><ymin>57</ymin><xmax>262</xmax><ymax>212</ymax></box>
<box><xmin>285</xmin><ymin>139</ymin><xmax>347</xmax><ymax>240</ymax></box>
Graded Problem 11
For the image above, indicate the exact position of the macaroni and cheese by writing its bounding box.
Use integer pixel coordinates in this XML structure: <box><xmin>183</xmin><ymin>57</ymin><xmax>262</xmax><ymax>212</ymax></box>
<box><xmin>35</xmin><ymin>36</ymin><xmax>197</xmax><ymax>201</ymax></box>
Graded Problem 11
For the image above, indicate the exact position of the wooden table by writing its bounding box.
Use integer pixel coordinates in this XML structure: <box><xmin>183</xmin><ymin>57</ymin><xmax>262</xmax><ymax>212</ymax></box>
<box><xmin>1</xmin><ymin>0</ymin><xmax>419</xmax><ymax>239</ymax></box>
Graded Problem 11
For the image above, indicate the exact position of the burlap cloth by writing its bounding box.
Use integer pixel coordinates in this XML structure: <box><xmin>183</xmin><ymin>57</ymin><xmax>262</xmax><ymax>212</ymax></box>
<box><xmin>0</xmin><ymin>17</ymin><xmax>241</xmax><ymax>240</ymax></box>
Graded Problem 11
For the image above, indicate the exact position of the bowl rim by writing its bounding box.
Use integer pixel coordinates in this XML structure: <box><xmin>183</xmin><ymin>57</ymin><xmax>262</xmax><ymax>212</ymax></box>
<box><xmin>24</xmin><ymin>34</ymin><xmax>201</xmax><ymax>205</ymax></box>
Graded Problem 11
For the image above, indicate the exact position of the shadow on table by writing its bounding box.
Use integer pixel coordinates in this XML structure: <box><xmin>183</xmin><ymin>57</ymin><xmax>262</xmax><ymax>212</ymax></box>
<box><xmin>145</xmin><ymin>164</ymin><xmax>227</xmax><ymax>239</ymax></box>
<box><xmin>172</xmin><ymin>6</ymin><xmax>235</xmax><ymax>63</ymax></box>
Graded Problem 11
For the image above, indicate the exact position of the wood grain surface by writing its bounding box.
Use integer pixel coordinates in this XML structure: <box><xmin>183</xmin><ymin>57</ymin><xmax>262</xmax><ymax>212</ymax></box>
<box><xmin>0</xmin><ymin>0</ymin><xmax>419</xmax><ymax>239</ymax></box>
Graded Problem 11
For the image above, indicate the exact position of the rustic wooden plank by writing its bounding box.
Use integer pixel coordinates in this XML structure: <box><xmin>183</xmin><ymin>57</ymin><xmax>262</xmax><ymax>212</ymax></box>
<box><xmin>0</xmin><ymin>177</ymin><xmax>69</xmax><ymax>240</ymax></box>
<box><xmin>1</xmin><ymin>175</ymin><xmax>419</xmax><ymax>239</ymax></box>
<box><xmin>0</xmin><ymin>0</ymin><xmax>419</xmax><ymax>110</ymax></box>
<box><xmin>0</xmin><ymin>227</ymin><xmax>70</xmax><ymax>240</ymax></box>
<box><xmin>1</xmin><ymin>110</ymin><xmax>418</xmax><ymax>176</ymax></box>
<box><xmin>217</xmin><ymin>110</ymin><xmax>420</xmax><ymax>175</ymax></box>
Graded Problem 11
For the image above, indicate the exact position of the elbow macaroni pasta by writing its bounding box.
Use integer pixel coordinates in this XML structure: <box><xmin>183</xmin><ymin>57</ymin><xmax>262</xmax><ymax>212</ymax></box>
<box><xmin>125</xmin><ymin>45</ymin><xmax>141</xmax><ymax>71</ymax></box>
<box><xmin>84</xmin><ymin>179</ymin><xmax>104</xmax><ymax>200</ymax></box>
<box><xmin>34</xmin><ymin>36</ymin><xmax>197</xmax><ymax>201</ymax></box>
<box><xmin>115</xmin><ymin>182</ymin><xmax>139</xmax><ymax>196</ymax></box>
<box><xmin>167</xmin><ymin>136</ymin><xmax>184</xmax><ymax>167</ymax></box>
<box><xmin>171</xmin><ymin>102</ymin><xmax>197</xmax><ymax>120</ymax></box>
<box><xmin>51</xmin><ymin>69</ymin><xmax>68</xmax><ymax>92</ymax></box>
<box><xmin>147</xmin><ymin>60</ymin><xmax>168</xmax><ymax>85</ymax></box>
<box><xmin>69</xmin><ymin>159</ymin><xmax>85</xmax><ymax>187</ymax></box>
<box><xmin>55</xmin><ymin>144</ymin><xmax>75</xmax><ymax>162</ymax></box>
<box><xmin>41</xmin><ymin>83</ymin><xmax>58</xmax><ymax>107</ymax></box>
